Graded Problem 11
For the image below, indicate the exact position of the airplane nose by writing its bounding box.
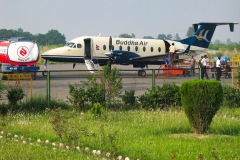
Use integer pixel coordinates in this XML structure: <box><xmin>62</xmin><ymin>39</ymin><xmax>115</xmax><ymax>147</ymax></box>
<box><xmin>41</xmin><ymin>52</ymin><xmax>49</xmax><ymax>59</ymax></box>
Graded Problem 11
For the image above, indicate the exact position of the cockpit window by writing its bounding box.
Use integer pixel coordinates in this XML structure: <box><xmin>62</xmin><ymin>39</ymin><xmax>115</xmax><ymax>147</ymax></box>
<box><xmin>77</xmin><ymin>44</ymin><xmax>82</xmax><ymax>48</ymax></box>
<box><xmin>65</xmin><ymin>42</ymin><xmax>75</xmax><ymax>48</ymax></box>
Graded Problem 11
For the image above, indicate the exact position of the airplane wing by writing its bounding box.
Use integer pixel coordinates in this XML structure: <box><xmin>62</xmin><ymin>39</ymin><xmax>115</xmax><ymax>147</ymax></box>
<box><xmin>130</xmin><ymin>54</ymin><xmax>167</xmax><ymax>62</ymax></box>
<box><xmin>105</xmin><ymin>50</ymin><xmax>184</xmax><ymax>62</ymax></box>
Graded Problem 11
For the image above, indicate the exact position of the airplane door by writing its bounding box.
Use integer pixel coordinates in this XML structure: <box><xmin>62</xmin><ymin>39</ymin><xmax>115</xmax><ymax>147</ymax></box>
<box><xmin>84</xmin><ymin>38</ymin><xmax>92</xmax><ymax>60</ymax></box>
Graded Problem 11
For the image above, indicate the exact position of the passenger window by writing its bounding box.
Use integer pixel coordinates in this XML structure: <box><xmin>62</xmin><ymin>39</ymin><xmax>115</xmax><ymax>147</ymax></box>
<box><xmin>158</xmin><ymin>47</ymin><xmax>161</xmax><ymax>52</ymax></box>
<box><xmin>77</xmin><ymin>44</ymin><xmax>82</xmax><ymax>48</ymax></box>
<box><xmin>135</xmin><ymin>46</ymin><xmax>138</xmax><ymax>51</ymax></box>
<box><xmin>127</xmin><ymin>46</ymin><xmax>130</xmax><ymax>51</ymax></box>
<box><xmin>119</xmin><ymin>46</ymin><xmax>122</xmax><ymax>50</ymax></box>
<box><xmin>143</xmin><ymin>46</ymin><xmax>146</xmax><ymax>52</ymax></box>
<box><xmin>151</xmin><ymin>47</ymin><xmax>153</xmax><ymax>52</ymax></box>
<box><xmin>103</xmin><ymin>45</ymin><xmax>106</xmax><ymax>50</ymax></box>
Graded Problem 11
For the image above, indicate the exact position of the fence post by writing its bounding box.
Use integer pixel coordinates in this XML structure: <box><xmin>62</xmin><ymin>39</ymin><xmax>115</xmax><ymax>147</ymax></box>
<box><xmin>152</xmin><ymin>69</ymin><xmax>155</xmax><ymax>89</ymax></box>
<box><xmin>47</xmin><ymin>71</ymin><xmax>50</xmax><ymax>108</ymax></box>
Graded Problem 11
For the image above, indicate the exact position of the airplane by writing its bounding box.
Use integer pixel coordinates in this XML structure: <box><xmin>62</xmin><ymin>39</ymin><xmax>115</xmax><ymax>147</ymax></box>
<box><xmin>41</xmin><ymin>22</ymin><xmax>238</xmax><ymax>76</ymax></box>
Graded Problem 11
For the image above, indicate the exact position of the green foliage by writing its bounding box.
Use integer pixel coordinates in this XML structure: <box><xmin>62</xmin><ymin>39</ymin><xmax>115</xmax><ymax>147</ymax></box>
<box><xmin>222</xmin><ymin>85</ymin><xmax>240</xmax><ymax>108</ymax></box>
<box><xmin>180</xmin><ymin>80</ymin><xmax>223</xmax><ymax>134</ymax></box>
<box><xmin>0</xmin><ymin>28</ymin><xmax>66</xmax><ymax>45</ymax></box>
<box><xmin>0</xmin><ymin>103</ymin><xmax>8</xmax><ymax>116</ymax></box>
<box><xmin>83</xmin><ymin>74</ymin><xmax>105</xmax><ymax>105</ymax></box>
<box><xmin>121</xmin><ymin>90</ymin><xmax>136</xmax><ymax>107</ymax></box>
<box><xmin>19</xmin><ymin>94</ymin><xmax>71</xmax><ymax>113</ymax></box>
<box><xmin>49</xmin><ymin>108</ymin><xmax>88</xmax><ymax>146</ymax></box>
<box><xmin>209</xmin><ymin>43</ymin><xmax>240</xmax><ymax>51</ymax></box>
<box><xmin>137</xmin><ymin>83</ymin><xmax>181</xmax><ymax>110</ymax></box>
<box><xmin>0</xmin><ymin>80</ymin><xmax>5</xmax><ymax>99</ymax></box>
<box><xmin>118</xmin><ymin>33</ymin><xmax>132</xmax><ymax>38</ymax></box>
<box><xmin>90</xmin><ymin>103</ymin><xmax>105</xmax><ymax>116</ymax></box>
<box><xmin>68</xmin><ymin>84</ymin><xmax>87</xmax><ymax>110</ymax></box>
<box><xmin>7</xmin><ymin>87</ymin><xmax>24</xmax><ymax>106</ymax></box>
<box><xmin>100</xmin><ymin>64</ymin><xmax>122</xmax><ymax>106</ymax></box>
<box><xmin>186</xmin><ymin>26</ymin><xmax>195</xmax><ymax>37</ymax></box>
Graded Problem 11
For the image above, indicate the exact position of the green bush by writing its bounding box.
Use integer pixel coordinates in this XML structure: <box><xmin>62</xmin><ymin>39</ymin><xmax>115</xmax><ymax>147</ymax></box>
<box><xmin>137</xmin><ymin>83</ymin><xmax>180</xmax><ymax>110</ymax></box>
<box><xmin>222</xmin><ymin>85</ymin><xmax>240</xmax><ymax>108</ymax></box>
<box><xmin>180</xmin><ymin>80</ymin><xmax>223</xmax><ymax>134</ymax></box>
<box><xmin>90</xmin><ymin>102</ymin><xmax>105</xmax><ymax>115</ymax></box>
<box><xmin>7</xmin><ymin>87</ymin><xmax>25</xmax><ymax>112</ymax></box>
<box><xmin>19</xmin><ymin>94</ymin><xmax>71</xmax><ymax>113</ymax></box>
<box><xmin>0</xmin><ymin>80</ymin><xmax>5</xmax><ymax>99</ymax></box>
<box><xmin>121</xmin><ymin>90</ymin><xmax>136</xmax><ymax>108</ymax></box>
<box><xmin>0</xmin><ymin>103</ymin><xmax>8</xmax><ymax>116</ymax></box>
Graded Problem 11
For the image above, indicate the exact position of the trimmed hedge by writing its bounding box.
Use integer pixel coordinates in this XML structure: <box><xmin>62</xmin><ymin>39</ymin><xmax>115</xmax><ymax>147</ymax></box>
<box><xmin>180</xmin><ymin>80</ymin><xmax>223</xmax><ymax>134</ymax></box>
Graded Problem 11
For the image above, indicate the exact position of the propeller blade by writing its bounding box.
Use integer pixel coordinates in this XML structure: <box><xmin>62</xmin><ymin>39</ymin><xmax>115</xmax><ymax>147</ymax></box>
<box><xmin>73</xmin><ymin>63</ymin><xmax>76</xmax><ymax>68</ymax></box>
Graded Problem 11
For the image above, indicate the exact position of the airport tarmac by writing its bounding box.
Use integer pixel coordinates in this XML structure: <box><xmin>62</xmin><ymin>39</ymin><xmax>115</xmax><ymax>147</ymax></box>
<box><xmin>1</xmin><ymin>64</ymin><xmax>235</xmax><ymax>102</ymax></box>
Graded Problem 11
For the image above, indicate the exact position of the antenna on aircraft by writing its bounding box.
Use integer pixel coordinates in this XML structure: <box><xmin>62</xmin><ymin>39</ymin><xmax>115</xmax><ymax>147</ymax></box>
<box><xmin>97</xmin><ymin>33</ymin><xmax>101</xmax><ymax>37</ymax></box>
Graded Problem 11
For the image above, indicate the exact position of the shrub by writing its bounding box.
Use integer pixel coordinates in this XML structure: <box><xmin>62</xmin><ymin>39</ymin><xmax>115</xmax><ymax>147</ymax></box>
<box><xmin>68</xmin><ymin>84</ymin><xmax>87</xmax><ymax>110</ymax></box>
<box><xmin>19</xmin><ymin>94</ymin><xmax>71</xmax><ymax>113</ymax></box>
<box><xmin>137</xmin><ymin>83</ymin><xmax>180</xmax><ymax>110</ymax></box>
<box><xmin>180</xmin><ymin>80</ymin><xmax>223</xmax><ymax>134</ymax></box>
<box><xmin>222</xmin><ymin>85</ymin><xmax>240</xmax><ymax>108</ymax></box>
<box><xmin>0</xmin><ymin>80</ymin><xmax>5</xmax><ymax>99</ymax></box>
<box><xmin>90</xmin><ymin>102</ymin><xmax>105</xmax><ymax>116</ymax></box>
<box><xmin>7</xmin><ymin>87</ymin><xmax>25</xmax><ymax>112</ymax></box>
<box><xmin>121</xmin><ymin>90</ymin><xmax>136</xmax><ymax>108</ymax></box>
<box><xmin>0</xmin><ymin>103</ymin><xmax>8</xmax><ymax>116</ymax></box>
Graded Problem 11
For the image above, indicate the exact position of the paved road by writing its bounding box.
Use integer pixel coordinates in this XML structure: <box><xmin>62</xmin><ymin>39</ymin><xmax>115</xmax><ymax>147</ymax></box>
<box><xmin>1</xmin><ymin>64</ymin><xmax>235</xmax><ymax>101</ymax></box>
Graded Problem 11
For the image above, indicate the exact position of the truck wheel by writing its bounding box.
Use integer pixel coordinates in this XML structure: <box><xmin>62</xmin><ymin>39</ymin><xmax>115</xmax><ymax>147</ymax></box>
<box><xmin>42</xmin><ymin>71</ymin><xmax>47</xmax><ymax>77</ymax></box>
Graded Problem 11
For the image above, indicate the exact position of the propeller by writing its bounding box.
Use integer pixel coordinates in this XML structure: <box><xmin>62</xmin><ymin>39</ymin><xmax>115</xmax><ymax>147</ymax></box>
<box><xmin>108</xmin><ymin>36</ymin><xmax>113</xmax><ymax>69</ymax></box>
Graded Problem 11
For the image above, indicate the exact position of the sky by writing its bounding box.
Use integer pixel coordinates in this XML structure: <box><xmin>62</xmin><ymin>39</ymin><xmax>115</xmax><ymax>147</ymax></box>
<box><xmin>1</xmin><ymin>0</ymin><xmax>240</xmax><ymax>43</ymax></box>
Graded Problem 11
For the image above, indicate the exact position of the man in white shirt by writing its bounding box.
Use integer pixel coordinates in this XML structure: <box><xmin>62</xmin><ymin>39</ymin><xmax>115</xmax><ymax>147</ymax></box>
<box><xmin>201</xmin><ymin>55</ymin><xmax>209</xmax><ymax>79</ymax></box>
<box><xmin>169</xmin><ymin>43</ymin><xmax>176</xmax><ymax>67</ymax></box>
<box><xmin>216</xmin><ymin>57</ymin><xmax>222</xmax><ymax>81</ymax></box>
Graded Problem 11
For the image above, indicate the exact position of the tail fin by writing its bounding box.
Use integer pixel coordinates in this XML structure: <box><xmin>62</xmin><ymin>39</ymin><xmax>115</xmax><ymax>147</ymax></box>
<box><xmin>179</xmin><ymin>22</ymin><xmax>238</xmax><ymax>49</ymax></box>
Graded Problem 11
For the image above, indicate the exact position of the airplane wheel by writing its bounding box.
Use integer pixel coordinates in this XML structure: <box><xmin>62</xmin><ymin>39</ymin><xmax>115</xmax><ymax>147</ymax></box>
<box><xmin>138</xmin><ymin>70</ymin><xmax>146</xmax><ymax>77</ymax></box>
<box><xmin>42</xmin><ymin>71</ymin><xmax>47</xmax><ymax>77</ymax></box>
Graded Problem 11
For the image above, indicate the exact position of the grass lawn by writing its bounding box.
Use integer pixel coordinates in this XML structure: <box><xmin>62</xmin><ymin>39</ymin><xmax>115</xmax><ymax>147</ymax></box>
<box><xmin>0</xmin><ymin>107</ymin><xmax>239</xmax><ymax>160</ymax></box>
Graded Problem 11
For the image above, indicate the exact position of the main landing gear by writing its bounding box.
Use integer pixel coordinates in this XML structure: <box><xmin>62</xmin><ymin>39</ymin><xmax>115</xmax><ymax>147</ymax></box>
<box><xmin>42</xmin><ymin>59</ymin><xmax>48</xmax><ymax>77</ymax></box>
<box><xmin>138</xmin><ymin>70</ymin><xmax>146</xmax><ymax>76</ymax></box>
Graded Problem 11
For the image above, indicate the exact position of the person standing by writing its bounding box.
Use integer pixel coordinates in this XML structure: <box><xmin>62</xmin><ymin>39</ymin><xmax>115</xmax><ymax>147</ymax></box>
<box><xmin>206</xmin><ymin>56</ymin><xmax>210</xmax><ymax>74</ymax></box>
<box><xmin>216</xmin><ymin>56</ymin><xmax>222</xmax><ymax>81</ymax></box>
<box><xmin>201</xmin><ymin>55</ymin><xmax>209</xmax><ymax>79</ymax></box>
<box><xmin>169</xmin><ymin>43</ymin><xmax>176</xmax><ymax>67</ymax></box>
<box><xmin>189</xmin><ymin>55</ymin><xmax>196</xmax><ymax>76</ymax></box>
<box><xmin>164</xmin><ymin>55</ymin><xmax>169</xmax><ymax>68</ymax></box>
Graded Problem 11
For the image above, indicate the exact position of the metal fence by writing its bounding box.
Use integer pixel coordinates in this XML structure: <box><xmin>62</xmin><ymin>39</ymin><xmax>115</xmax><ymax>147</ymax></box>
<box><xmin>1</xmin><ymin>64</ymin><xmax>238</xmax><ymax>106</ymax></box>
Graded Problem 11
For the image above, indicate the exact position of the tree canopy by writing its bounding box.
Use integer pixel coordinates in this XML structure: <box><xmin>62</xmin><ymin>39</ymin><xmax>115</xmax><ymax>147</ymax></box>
<box><xmin>0</xmin><ymin>28</ymin><xmax>66</xmax><ymax>45</ymax></box>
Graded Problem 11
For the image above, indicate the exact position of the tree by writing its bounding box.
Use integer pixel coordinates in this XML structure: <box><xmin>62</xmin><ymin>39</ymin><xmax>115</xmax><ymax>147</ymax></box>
<box><xmin>166</xmin><ymin>34</ymin><xmax>172</xmax><ymax>40</ymax></box>
<box><xmin>186</xmin><ymin>26</ymin><xmax>195</xmax><ymax>37</ymax></box>
<box><xmin>131</xmin><ymin>33</ymin><xmax>135</xmax><ymax>38</ymax></box>
<box><xmin>214</xmin><ymin>40</ymin><xmax>221</xmax><ymax>44</ymax></box>
<box><xmin>143</xmin><ymin>36</ymin><xmax>154</xmax><ymax>39</ymax></box>
<box><xmin>45</xmin><ymin>29</ymin><xmax>66</xmax><ymax>45</ymax></box>
<box><xmin>157</xmin><ymin>34</ymin><xmax>166</xmax><ymax>40</ymax></box>
<box><xmin>173</xmin><ymin>33</ymin><xmax>181</xmax><ymax>40</ymax></box>
<box><xmin>118</xmin><ymin>33</ymin><xmax>132</xmax><ymax>38</ymax></box>
<box><xmin>226</xmin><ymin>38</ymin><xmax>232</xmax><ymax>44</ymax></box>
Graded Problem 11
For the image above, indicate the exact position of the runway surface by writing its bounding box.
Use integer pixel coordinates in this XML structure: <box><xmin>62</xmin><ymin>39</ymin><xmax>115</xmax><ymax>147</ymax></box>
<box><xmin>1</xmin><ymin>64</ymin><xmax>234</xmax><ymax>101</ymax></box>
